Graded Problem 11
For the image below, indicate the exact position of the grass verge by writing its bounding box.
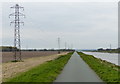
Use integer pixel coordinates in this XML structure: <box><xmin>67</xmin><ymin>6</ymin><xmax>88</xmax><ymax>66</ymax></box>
<box><xmin>5</xmin><ymin>52</ymin><xmax>73</xmax><ymax>83</ymax></box>
<box><xmin>77</xmin><ymin>52</ymin><xmax>120</xmax><ymax>84</ymax></box>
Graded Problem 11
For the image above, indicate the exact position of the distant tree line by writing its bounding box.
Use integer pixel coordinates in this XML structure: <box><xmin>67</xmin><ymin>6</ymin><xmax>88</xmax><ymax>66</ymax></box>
<box><xmin>96</xmin><ymin>48</ymin><xmax>120</xmax><ymax>53</ymax></box>
<box><xmin>1</xmin><ymin>46</ymin><xmax>75</xmax><ymax>52</ymax></box>
<box><xmin>22</xmin><ymin>49</ymin><xmax>75</xmax><ymax>52</ymax></box>
<box><xmin>0</xmin><ymin>46</ymin><xmax>18</xmax><ymax>52</ymax></box>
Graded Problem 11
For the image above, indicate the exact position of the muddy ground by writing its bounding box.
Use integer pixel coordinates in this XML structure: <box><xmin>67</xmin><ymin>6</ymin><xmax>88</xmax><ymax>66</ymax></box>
<box><xmin>2</xmin><ymin>51</ymin><xmax>61</xmax><ymax>63</ymax></box>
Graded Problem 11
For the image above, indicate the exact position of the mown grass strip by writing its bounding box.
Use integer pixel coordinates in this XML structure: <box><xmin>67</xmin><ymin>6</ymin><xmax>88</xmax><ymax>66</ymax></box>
<box><xmin>6</xmin><ymin>52</ymin><xmax>73</xmax><ymax>83</ymax></box>
<box><xmin>77</xmin><ymin>52</ymin><xmax>120</xmax><ymax>84</ymax></box>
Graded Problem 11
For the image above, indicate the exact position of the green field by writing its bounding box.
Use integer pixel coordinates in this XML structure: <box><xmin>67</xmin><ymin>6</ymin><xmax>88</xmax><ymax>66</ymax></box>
<box><xmin>6</xmin><ymin>52</ymin><xmax>73</xmax><ymax>83</ymax></box>
<box><xmin>77</xmin><ymin>52</ymin><xmax>120</xmax><ymax>84</ymax></box>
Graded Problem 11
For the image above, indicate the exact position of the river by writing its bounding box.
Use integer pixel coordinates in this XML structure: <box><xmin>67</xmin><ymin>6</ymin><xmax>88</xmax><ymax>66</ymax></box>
<box><xmin>82</xmin><ymin>52</ymin><xmax>119</xmax><ymax>66</ymax></box>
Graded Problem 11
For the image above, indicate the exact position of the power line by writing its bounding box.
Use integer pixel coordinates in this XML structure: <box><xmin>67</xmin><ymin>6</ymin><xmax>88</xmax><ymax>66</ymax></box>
<box><xmin>9</xmin><ymin>4</ymin><xmax>25</xmax><ymax>61</ymax></box>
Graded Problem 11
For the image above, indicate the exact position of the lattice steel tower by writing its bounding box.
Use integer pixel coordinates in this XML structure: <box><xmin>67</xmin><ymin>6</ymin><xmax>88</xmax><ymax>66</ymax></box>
<box><xmin>9</xmin><ymin>4</ymin><xmax>25</xmax><ymax>61</ymax></box>
<box><xmin>58</xmin><ymin>37</ymin><xmax>60</xmax><ymax>54</ymax></box>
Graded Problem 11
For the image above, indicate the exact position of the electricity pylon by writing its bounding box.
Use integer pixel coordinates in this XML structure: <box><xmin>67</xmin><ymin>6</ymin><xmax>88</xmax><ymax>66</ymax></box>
<box><xmin>58</xmin><ymin>37</ymin><xmax>60</xmax><ymax>54</ymax></box>
<box><xmin>65</xmin><ymin>42</ymin><xmax>67</xmax><ymax>50</ymax></box>
<box><xmin>9</xmin><ymin>4</ymin><xmax>25</xmax><ymax>61</ymax></box>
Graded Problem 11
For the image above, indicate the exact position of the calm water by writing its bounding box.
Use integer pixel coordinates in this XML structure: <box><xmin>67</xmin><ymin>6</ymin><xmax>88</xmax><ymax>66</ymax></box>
<box><xmin>82</xmin><ymin>52</ymin><xmax>119</xmax><ymax>66</ymax></box>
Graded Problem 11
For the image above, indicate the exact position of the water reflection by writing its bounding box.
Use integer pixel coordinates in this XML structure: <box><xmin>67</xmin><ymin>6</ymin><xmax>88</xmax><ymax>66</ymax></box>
<box><xmin>82</xmin><ymin>52</ymin><xmax>119</xmax><ymax>66</ymax></box>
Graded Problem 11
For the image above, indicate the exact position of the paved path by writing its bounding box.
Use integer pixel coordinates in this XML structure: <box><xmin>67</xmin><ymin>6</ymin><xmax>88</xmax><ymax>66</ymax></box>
<box><xmin>54</xmin><ymin>52</ymin><xmax>103</xmax><ymax>82</ymax></box>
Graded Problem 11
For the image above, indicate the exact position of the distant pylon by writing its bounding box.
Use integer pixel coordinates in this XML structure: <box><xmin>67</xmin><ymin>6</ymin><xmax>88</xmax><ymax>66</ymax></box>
<box><xmin>65</xmin><ymin>42</ymin><xmax>67</xmax><ymax>49</ymax></box>
<box><xmin>71</xmin><ymin>44</ymin><xmax>73</xmax><ymax>49</ymax></box>
<box><xmin>58</xmin><ymin>37</ymin><xmax>60</xmax><ymax>54</ymax></box>
<box><xmin>9</xmin><ymin>4</ymin><xmax>25</xmax><ymax>61</ymax></box>
<box><xmin>110</xmin><ymin>44</ymin><xmax>112</xmax><ymax>49</ymax></box>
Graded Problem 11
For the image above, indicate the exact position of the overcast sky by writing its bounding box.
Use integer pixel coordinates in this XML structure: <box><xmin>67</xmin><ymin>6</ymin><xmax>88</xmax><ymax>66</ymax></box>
<box><xmin>0</xmin><ymin>1</ymin><xmax>118</xmax><ymax>49</ymax></box>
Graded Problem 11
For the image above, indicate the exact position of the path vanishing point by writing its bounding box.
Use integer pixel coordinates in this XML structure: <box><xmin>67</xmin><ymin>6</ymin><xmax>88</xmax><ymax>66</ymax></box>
<box><xmin>54</xmin><ymin>52</ymin><xmax>103</xmax><ymax>82</ymax></box>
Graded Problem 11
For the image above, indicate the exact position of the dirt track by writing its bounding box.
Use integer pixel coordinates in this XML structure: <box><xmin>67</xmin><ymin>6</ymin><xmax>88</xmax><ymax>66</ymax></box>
<box><xmin>2</xmin><ymin>52</ymin><xmax>68</xmax><ymax>82</ymax></box>
<box><xmin>2</xmin><ymin>51</ymin><xmax>59</xmax><ymax>63</ymax></box>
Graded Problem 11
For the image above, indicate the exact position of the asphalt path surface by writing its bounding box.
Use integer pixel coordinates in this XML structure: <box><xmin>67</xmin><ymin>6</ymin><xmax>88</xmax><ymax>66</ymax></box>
<box><xmin>54</xmin><ymin>52</ymin><xmax>103</xmax><ymax>82</ymax></box>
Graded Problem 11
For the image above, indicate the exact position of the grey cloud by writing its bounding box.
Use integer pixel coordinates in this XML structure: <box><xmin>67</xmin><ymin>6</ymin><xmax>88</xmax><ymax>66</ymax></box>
<box><xmin>2</xmin><ymin>2</ymin><xmax>118</xmax><ymax>49</ymax></box>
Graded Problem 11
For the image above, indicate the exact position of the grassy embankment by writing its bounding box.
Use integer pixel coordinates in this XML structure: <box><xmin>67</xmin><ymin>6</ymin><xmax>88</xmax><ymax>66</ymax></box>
<box><xmin>6</xmin><ymin>52</ymin><xmax>73</xmax><ymax>83</ymax></box>
<box><xmin>77</xmin><ymin>52</ymin><xmax>120</xmax><ymax>84</ymax></box>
